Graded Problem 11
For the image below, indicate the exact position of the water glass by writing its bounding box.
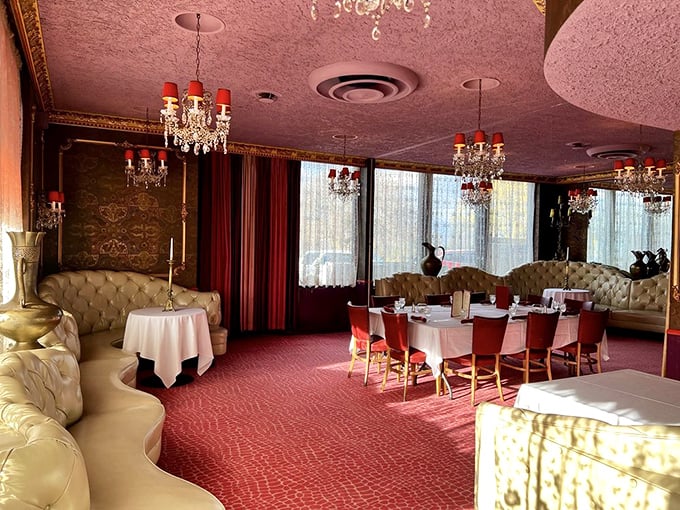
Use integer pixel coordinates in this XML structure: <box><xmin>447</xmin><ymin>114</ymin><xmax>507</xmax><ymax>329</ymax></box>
<box><xmin>398</xmin><ymin>297</ymin><xmax>406</xmax><ymax>311</ymax></box>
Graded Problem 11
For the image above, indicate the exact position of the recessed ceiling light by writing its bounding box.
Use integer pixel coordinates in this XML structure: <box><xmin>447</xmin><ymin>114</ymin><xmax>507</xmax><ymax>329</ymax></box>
<box><xmin>174</xmin><ymin>12</ymin><xmax>224</xmax><ymax>33</ymax></box>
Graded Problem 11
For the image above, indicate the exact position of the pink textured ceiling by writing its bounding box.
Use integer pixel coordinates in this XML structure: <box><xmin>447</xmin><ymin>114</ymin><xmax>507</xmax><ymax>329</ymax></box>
<box><xmin>30</xmin><ymin>0</ymin><xmax>677</xmax><ymax>179</ymax></box>
<box><xmin>544</xmin><ymin>0</ymin><xmax>680</xmax><ymax>132</ymax></box>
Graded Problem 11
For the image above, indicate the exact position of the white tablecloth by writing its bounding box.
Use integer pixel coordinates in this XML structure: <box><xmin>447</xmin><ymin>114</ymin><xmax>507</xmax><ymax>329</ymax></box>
<box><xmin>514</xmin><ymin>369</ymin><xmax>680</xmax><ymax>425</ymax></box>
<box><xmin>542</xmin><ymin>288</ymin><xmax>592</xmax><ymax>304</ymax></box>
<box><xmin>367</xmin><ymin>304</ymin><xmax>609</xmax><ymax>379</ymax></box>
<box><xmin>123</xmin><ymin>307</ymin><xmax>214</xmax><ymax>388</ymax></box>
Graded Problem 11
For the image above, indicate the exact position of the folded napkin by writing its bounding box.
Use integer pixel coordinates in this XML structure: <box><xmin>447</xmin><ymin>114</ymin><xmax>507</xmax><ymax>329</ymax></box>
<box><xmin>383</xmin><ymin>305</ymin><xmax>395</xmax><ymax>312</ymax></box>
<box><xmin>511</xmin><ymin>314</ymin><xmax>528</xmax><ymax>321</ymax></box>
<box><xmin>460</xmin><ymin>318</ymin><xmax>474</xmax><ymax>324</ymax></box>
<box><xmin>561</xmin><ymin>310</ymin><xmax>579</xmax><ymax>316</ymax></box>
<box><xmin>411</xmin><ymin>315</ymin><xmax>427</xmax><ymax>323</ymax></box>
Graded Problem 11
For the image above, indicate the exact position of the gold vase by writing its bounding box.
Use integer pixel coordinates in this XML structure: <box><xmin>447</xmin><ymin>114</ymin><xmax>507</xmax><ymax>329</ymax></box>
<box><xmin>0</xmin><ymin>231</ymin><xmax>62</xmax><ymax>350</ymax></box>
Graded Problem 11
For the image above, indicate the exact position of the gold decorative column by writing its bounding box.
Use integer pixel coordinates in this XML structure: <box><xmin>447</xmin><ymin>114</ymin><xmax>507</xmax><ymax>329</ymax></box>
<box><xmin>662</xmin><ymin>130</ymin><xmax>680</xmax><ymax>376</ymax></box>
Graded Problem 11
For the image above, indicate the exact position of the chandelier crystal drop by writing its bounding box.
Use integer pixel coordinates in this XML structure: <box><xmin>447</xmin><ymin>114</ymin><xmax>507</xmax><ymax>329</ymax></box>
<box><xmin>328</xmin><ymin>135</ymin><xmax>360</xmax><ymax>200</ymax></box>
<box><xmin>124</xmin><ymin>148</ymin><xmax>168</xmax><ymax>189</ymax></box>
<box><xmin>452</xmin><ymin>79</ymin><xmax>505</xmax><ymax>209</ymax></box>
<box><xmin>643</xmin><ymin>194</ymin><xmax>671</xmax><ymax>215</ymax></box>
<box><xmin>567</xmin><ymin>186</ymin><xmax>598</xmax><ymax>215</ymax></box>
<box><xmin>310</xmin><ymin>0</ymin><xmax>432</xmax><ymax>41</ymax></box>
<box><xmin>613</xmin><ymin>157</ymin><xmax>666</xmax><ymax>195</ymax></box>
<box><xmin>161</xmin><ymin>13</ymin><xmax>231</xmax><ymax>155</ymax></box>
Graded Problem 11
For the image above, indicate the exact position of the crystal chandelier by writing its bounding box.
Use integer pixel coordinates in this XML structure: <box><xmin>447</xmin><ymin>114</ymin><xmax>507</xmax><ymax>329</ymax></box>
<box><xmin>643</xmin><ymin>194</ymin><xmax>671</xmax><ymax>215</ymax></box>
<box><xmin>310</xmin><ymin>0</ymin><xmax>432</xmax><ymax>41</ymax></box>
<box><xmin>36</xmin><ymin>191</ymin><xmax>65</xmax><ymax>230</ymax></box>
<box><xmin>124</xmin><ymin>148</ymin><xmax>168</xmax><ymax>189</ymax></box>
<box><xmin>452</xmin><ymin>79</ymin><xmax>505</xmax><ymax>209</ymax></box>
<box><xmin>328</xmin><ymin>135</ymin><xmax>360</xmax><ymax>200</ymax></box>
<box><xmin>613</xmin><ymin>157</ymin><xmax>666</xmax><ymax>195</ymax></box>
<box><xmin>161</xmin><ymin>13</ymin><xmax>232</xmax><ymax>155</ymax></box>
<box><xmin>568</xmin><ymin>187</ymin><xmax>598</xmax><ymax>215</ymax></box>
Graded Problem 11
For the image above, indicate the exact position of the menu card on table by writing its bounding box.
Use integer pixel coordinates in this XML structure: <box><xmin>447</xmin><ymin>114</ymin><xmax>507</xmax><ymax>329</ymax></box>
<box><xmin>495</xmin><ymin>285</ymin><xmax>511</xmax><ymax>310</ymax></box>
<box><xmin>451</xmin><ymin>290</ymin><xmax>471</xmax><ymax>319</ymax></box>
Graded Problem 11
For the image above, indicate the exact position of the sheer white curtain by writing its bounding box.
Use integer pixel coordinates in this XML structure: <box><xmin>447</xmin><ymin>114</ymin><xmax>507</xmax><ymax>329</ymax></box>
<box><xmin>486</xmin><ymin>180</ymin><xmax>535</xmax><ymax>275</ymax></box>
<box><xmin>373</xmin><ymin>168</ymin><xmax>427</xmax><ymax>277</ymax></box>
<box><xmin>372</xmin><ymin>169</ymin><xmax>535</xmax><ymax>279</ymax></box>
<box><xmin>588</xmin><ymin>189</ymin><xmax>672</xmax><ymax>269</ymax></box>
<box><xmin>0</xmin><ymin>4</ymin><xmax>24</xmax><ymax>301</ymax></box>
<box><xmin>298</xmin><ymin>161</ymin><xmax>359</xmax><ymax>287</ymax></box>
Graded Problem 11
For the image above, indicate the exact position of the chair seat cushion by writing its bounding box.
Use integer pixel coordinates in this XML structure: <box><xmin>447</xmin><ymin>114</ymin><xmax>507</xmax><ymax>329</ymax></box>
<box><xmin>507</xmin><ymin>348</ymin><xmax>549</xmax><ymax>361</ymax></box>
<box><xmin>448</xmin><ymin>353</ymin><xmax>497</xmax><ymax>367</ymax></box>
<box><xmin>390</xmin><ymin>348</ymin><xmax>427</xmax><ymax>364</ymax></box>
<box><xmin>555</xmin><ymin>342</ymin><xmax>598</xmax><ymax>355</ymax></box>
<box><xmin>356</xmin><ymin>336</ymin><xmax>387</xmax><ymax>352</ymax></box>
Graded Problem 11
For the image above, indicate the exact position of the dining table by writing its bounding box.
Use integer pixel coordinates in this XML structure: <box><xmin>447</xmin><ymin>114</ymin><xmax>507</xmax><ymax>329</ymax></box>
<box><xmin>542</xmin><ymin>287</ymin><xmax>593</xmax><ymax>304</ymax></box>
<box><xmin>367</xmin><ymin>304</ymin><xmax>609</xmax><ymax>396</ymax></box>
<box><xmin>123</xmin><ymin>306</ymin><xmax>214</xmax><ymax>388</ymax></box>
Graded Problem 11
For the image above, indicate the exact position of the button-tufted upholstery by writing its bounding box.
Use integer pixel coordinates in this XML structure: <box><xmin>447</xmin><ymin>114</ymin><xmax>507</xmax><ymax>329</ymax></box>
<box><xmin>374</xmin><ymin>272</ymin><xmax>442</xmax><ymax>305</ymax></box>
<box><xmin>39</xmin><ymin>269</ymin><xmax>227</xmax><ymax>355</ymax></box>
<box><xmin>375</xmin><ymin>260</ymin><xmax>668</xmax><ymax>333</ymax></box>
<box><xmin>0</xmin><ymin>345</ymin><xmax>89</xmax><ymax>508</ymax></box>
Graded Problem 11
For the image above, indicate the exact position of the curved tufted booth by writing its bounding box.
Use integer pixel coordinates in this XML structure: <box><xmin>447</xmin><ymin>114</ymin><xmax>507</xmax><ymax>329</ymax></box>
<box><xmin>0</xmin><ymin>343</ymin><xmax>224</xmax><ymax>509</ymax></box>
<box><xmin>38</xmin><ymin>269</ymin><xmax>228</xmax><ymax>355</ymax></box>
<box><xmin>375</xmin><ymin>260</ymin><xmax>668</xmax><ymax>333</ymax></box>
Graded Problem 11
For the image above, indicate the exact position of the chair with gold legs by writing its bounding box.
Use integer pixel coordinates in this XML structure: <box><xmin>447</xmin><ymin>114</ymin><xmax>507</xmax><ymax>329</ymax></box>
<box><xmin>552</xmin><ymin>308</ymin><xmax>609</xmax><ymax>376</ymax></box>
<box><xmin>501</xmin><ymin>311</ymin><xmax>559</xmax><ymax>383</ymax></box>
<box><xmin>347</xmin><ymin>302</ymin><xmax>387</xmax><ymax>386</ymax></box>
<box><xmin>443</xmin><ymin>314</ymin><xmax>509</xmax><ymax>405</ymax></box>
<box><xmin>380</xmin><ymin>310</ymin><xmax>431</xmax><ymax>401</ymax></box>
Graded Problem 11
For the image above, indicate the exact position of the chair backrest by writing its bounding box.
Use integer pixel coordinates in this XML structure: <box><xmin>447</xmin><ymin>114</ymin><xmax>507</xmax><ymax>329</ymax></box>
<box><xmin>577</xmin><ymin>308</ymin><xmax>609</xmax><ymax>345</ymax></box>
<box><xmin>525</xmin><ymin>311</ymin><xmax>560</xmax><ymax>350</ymax></box>
<box><xmin>528</xmin><ymin>294</ymin><xmax>552</xmax><ymax>308</ymax></box>
<box><xmin>425</xmin><ymin>293</ymin><xmax>450</xmax><ymax>305</ymax></box>
<box><xmin>381</xmin><ymin>310</ymin><xmax>410</xmax><ymax>352</ymax></box>
<box><xmin>347</xmin><ymin>302</ymin><xmax>371</xmax><ymax>342</ymax></box>
<box><xmin>564</xmin><ymin>298</ymin><xmax>587</xmax><ymax>314</ymax></box>
<box><xmin>472</xmin><ymin>315</ymin><xmax>509</xmax><ymax>355</ymax></box>
<box><xmin>371</xmin><ymin>295</ymin><xmax>401</xmax><ymax>307</ymax></box>
<box><xmin>495</xmin><ymin>285</ymin><xmax>512</xmax><ymax>309</ymax></box>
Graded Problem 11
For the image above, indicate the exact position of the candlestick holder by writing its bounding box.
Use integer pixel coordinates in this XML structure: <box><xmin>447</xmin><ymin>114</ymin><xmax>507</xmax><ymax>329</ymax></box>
<box><xmin>163</xmin><ymin>259</ymin><xmax>176</xmax><ymax>312</ymax></box>
<box><xmin>562</xmin><ymin>261</ymin><xmax>572</xmax><ymax>291</ymax></box>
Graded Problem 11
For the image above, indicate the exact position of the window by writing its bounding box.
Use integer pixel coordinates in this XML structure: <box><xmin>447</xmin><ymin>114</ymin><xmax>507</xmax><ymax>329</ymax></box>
<box><xmin>373</xmin><ymin>168</ymin><xmax>535</xmax><ymax>280</ymax></box>
<box><xmin>298</xmin><ymin>161</ymin><xmax>359</xmax><ymax>287</ymax></box>
<box><xmin>587</xmin><ymin>189</ymin><xmax>672</xmax><ymax>269</ymax></box>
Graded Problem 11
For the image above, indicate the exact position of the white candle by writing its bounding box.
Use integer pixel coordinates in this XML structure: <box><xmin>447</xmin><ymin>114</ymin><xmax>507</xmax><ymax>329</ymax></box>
<box><xmin>169</xmin><ymin>237</ymin><xmax>174</xmax><ymax>260</ymax></box>
<box><xmin>565</xmin><ymin>247</ymin><xmax>569</xmax><ymax>261</ymax></box>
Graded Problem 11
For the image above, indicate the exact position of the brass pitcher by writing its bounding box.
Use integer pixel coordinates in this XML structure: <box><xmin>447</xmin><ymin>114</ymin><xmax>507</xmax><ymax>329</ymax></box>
<box><xmin>0</xmin><ymin>231</ymin><xmax>62</xmax><ymax>350</ymax></box>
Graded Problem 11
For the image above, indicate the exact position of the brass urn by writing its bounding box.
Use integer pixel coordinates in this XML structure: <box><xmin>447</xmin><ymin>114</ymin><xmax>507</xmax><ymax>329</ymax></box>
<box><xmin>0</xmin><ymin>231</ymin><xmax>62</xmax><ymax>350</ymax></box>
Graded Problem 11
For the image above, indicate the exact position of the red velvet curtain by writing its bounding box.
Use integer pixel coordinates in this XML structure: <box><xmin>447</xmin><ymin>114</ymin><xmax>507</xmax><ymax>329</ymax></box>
<box><xmin>201</xmin><ymin>153</ymin><xmax>297</xmax><ymax>333</ymax></box>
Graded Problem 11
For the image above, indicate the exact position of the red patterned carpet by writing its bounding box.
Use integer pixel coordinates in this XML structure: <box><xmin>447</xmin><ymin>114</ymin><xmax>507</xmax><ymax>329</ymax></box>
<box><xmin>140</xmin><ymin>330</ymin><xmax>663</xmax><ymax>509</ymax></box>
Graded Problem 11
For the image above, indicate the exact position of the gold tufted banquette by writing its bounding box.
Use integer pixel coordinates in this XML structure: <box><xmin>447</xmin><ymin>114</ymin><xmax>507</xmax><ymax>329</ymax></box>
<box><xmin>475</xmin><ymin>402</ymin><xmax>680</xmax><ymax>509</ymax></box>
<box><xmin>375</xmin><ymin>260</ymin><xmax>668</xmax><ymax>333</ymax></box>
<box><xmin>0</xmin><ymin>343</ymin><xmax>224</xmax><ymax>509</ymax></box>
<box><xmin>38</xmin><ymin>269</ymin><xmax>228</xmax><ymax>355</ymax></box>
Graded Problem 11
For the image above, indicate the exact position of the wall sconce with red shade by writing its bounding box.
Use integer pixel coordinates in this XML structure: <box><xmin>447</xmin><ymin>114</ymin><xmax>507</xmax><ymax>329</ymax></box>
<box><xmin>36</xmin><ymin>190</ymin><xmax>65</xmax><ymax>230</ymax></box>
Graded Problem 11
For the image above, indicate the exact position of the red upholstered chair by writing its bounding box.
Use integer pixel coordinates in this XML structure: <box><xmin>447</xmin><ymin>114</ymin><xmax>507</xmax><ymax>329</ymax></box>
<box><xmin>425</xmin><ymin>293</ymin><xmax>451</xmax><ymax>305</ymax></box>
<box><xmin>563</xmin><ymin>298</ymin><xmax>592</xmax><ymax>314</ymax></box>
<box><xmin>527</xmin><ymin>294</ymin><xmax>552</xmax><ymax>308</ymax></box>
<box><xmin>347</xmin><ymin>302</ymin><xmax>387</xmax><ymax>386</ymax></box>
<box><xmin>444</xmin><ymin>314</ymin><xmax>509</xmax><ymax>405</ymax></box>
<box><xmin>553</xmin><ymin>308</ymin><xmax>609</xmax><ymax>376</ymax></box>
<box><xmin>370</xmin><ymin>295</ymin><xmax>401</xmax><ymax>307</ymax></box>
<box><xmin>501</xmin><ymin>311</ymin><xmax>559</xmax><ymax>383</ymax></box>
<box><xmin>380</xmin><ymin>310</ymin><xmax>431</xmax><ymax>401</ymax></box>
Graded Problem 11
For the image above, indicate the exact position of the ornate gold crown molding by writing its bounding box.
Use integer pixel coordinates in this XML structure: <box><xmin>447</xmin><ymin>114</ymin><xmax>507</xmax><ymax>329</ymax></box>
<box><xmin>9</xmin><ymin>0</ymin><xmax>52</xmax><ymax>111</ymax></box>
<box><xmin>532</xmin><ymin>0</ymin><xmax>546</xmax><ymax>15</ymax></box>
<box><xmin>48</xmin><ymin>110</ymin><xmax>165</xmax><ymax>134</ymax></box>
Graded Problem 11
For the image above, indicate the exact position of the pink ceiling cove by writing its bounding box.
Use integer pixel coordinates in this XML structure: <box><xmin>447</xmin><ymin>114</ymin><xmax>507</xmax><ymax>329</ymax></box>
<box><xmin>21</xmin><ymin>0</ymin><xmax>678</xmax><ymax>181</ymax></box>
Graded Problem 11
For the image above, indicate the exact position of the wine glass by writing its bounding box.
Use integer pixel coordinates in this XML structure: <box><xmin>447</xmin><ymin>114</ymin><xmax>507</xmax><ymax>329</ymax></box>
<box><xmin>513</xmin><ymin>294</ymin><xmax>520</xmax><ymax>306</ymax></box>
<box><xmin>398</xmin><ymin>297</ymin><xmax>406</xmax><ymax>312</ymax></box>
<box><xmin>424</xmin><ymin>305</ymin><xmax>431</xmax><ymax>320</ymax></box>
<box><xmin>489</xmin><ymin>294</ymin><xmax>496</xmax><ymax>306</ymax></box>
<box><xmin>394</xmin><ymin>300</ymin><xmax>402</xmax><ymax>313</ymax></box>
